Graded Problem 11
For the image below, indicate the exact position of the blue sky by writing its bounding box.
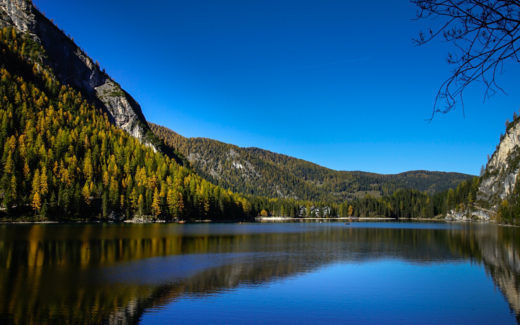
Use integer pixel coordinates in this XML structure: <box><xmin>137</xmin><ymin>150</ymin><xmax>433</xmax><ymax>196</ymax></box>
<box><xmin>35</xmin><ymin>0</ymin><xmax>520</xmax><ymax>175</ymax></box>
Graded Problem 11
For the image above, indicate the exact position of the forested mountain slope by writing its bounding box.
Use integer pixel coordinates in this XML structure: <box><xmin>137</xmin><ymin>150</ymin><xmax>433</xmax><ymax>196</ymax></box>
<box><xmin>0</xmin><ymin>0</ymin><xmax>476</xmax><ymax>221</ymax></box>
<box><xmin>150</xmin><ymin>123</ymin><xmax>473</xmax><ymax>202</ymax></box>
<box><xmin>0</xmin><ymin>26</ymin><xmax>255</xmax><ymax>221</ymax></box>
<box><xmin>0</xmin><ymin>0</ymin><xmax>160</xmax><ymax>149</ymax></box>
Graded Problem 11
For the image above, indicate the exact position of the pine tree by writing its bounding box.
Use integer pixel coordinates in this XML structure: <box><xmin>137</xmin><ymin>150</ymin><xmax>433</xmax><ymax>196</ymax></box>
<box><xmin>81</xmin><ymin>182</ymin><xmax>91</xmax><ymax>205</ymax></box>
<box><xmin>151</xmin><ymin>188</ymin><xmax>161</xmax><ymax>216</ymax></box>
<box><xmin>32</xmin><ymin>192</ymin><xmax>41</xmax><ymax>212</ymax></box>
<box><xmin>138</xmin><ymin>194</ymin><xmax>144</xmax><ymax>216</ymax></box>
<box><xmin>40</xmin><ymin>166</ymin><xmax>48</xmax><ymax>196</ymax></box>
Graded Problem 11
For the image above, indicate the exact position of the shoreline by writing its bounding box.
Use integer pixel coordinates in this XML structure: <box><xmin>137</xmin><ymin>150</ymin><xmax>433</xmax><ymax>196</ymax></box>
<box><xmin>0</xmin><ymin>216</ymin><xmax>503</xmax><ymax>225</ymax></box>
<box><xmin>0</xmin><ymin>218</ymin><xmax>245</xmax><ymax>225</ymax></box>
<box><xmin>255</xmin><ymin>216</ymin><xmax>396</xmax><ymax>222</ymax></box>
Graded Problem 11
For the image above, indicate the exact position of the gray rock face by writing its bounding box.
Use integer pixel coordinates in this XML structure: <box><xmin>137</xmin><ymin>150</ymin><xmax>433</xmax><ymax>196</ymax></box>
<box><xmin>476</xmin><ymin>118</ymin><xmax>520</xmax><ymax>215</ymax></box>
<box><xmin>473</xmin><ymin>227</ymin><xmax>520</xmax><ymax>315</ymax></box>
<box><xmin>0</xmin><ymin>0</ymin><xmax>33</xmax><ymax>33</ymax></box>
<box><xmin>0</xmin><ymin>0</ymin><xmax>156</xmax><ymax>149</ymax></box>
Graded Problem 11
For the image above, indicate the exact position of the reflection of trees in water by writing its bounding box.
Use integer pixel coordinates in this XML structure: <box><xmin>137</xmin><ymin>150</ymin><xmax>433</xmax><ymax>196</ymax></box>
<box><xmin>1</xmin><ymin>224</ymin><xmax>520</xmax><ymax>324</ymax></box>
<box><xmin>108</xmin><ymin>258</ymin><xmax>315</xmax><ymax>325</ymax></box>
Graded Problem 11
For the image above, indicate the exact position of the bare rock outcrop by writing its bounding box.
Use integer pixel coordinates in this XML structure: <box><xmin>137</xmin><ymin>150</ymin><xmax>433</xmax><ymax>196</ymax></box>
<box><xmin>476</xmin><ymin>118</ymin><xmax>520</xmax><ymax>216</ymax></box>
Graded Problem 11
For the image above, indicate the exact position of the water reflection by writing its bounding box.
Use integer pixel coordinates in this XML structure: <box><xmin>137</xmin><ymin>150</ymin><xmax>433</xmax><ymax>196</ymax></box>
<box><xmin>0</xmin><ymin>222</ymin><xmax>519</xmax><ymax>324</ymax></box>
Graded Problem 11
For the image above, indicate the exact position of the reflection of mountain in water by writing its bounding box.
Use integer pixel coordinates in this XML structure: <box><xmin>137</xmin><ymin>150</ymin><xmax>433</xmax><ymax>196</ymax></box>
<box><xmin>454</xmin><ymin>226</ymin><xmax>520</xmax><ymax>322</ymax></box>
<box><xmin>0</xmin><ymin>223</ymin><xmax>519</xmax><ymax>324</ymax></box>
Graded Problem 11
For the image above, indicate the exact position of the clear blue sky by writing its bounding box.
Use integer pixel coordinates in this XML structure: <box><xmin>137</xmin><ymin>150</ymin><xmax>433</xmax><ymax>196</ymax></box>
<box><xmin>35</xmin><ymin>0</ymin><xmax>520</xmax><ymax>175</ymax></box>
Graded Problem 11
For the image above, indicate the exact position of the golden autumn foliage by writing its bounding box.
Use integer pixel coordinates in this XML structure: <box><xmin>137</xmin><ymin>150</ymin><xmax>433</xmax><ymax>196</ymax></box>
<box><xmin>0</xmin><ymin>27</ymin><xmax>254</xmax><ymax>221</ymax></box>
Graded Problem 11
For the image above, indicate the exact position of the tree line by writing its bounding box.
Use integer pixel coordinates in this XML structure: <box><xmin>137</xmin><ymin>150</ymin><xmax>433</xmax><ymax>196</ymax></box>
<box><xmin>150</xmin><ymin>123</ymin><xmax>471</xmax><ymax>203</ymax></box>
<box><xmin>0</xmin><ymin>27</ymin><xmax>479</xmax><ymax>222</ymax></box>
<box><xmin>0</xmin><ymin>27</ymin><xmax>254</xmax><ymax>221</ymax></box>
<box><xmin>244</xmin><ymin>176</ymin><xmax>479</xmax><ymax>220</ymax></box>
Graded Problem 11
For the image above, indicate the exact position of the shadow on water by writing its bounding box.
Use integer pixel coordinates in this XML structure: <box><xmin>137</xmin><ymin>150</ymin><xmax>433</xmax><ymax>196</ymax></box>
<box><xmin>0</xmin><ymin>222</ymin><xmax>520</xmax><ymax>324</ymax></box>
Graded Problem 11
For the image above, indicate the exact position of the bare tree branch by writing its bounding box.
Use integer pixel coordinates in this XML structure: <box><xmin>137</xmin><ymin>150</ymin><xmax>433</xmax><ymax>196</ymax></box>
<box><xmin>413</xmin><ymin>0</ymin><xmax>520</xmax><ymax>117</ymax></box>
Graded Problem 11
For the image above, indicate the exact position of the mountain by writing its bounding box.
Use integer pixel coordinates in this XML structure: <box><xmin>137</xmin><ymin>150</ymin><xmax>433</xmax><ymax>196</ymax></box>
<box><xmin>0</xmin><ymin>0</ymin><xmax>475</xmax><ymax>222</ymax></box>
<box><xmin>436</xmin><ymin>111</ymin><xmax>520</xmax><ymax>224</ymax></box>
<box><xmin>0</xmin><ymin>0</ymin><xmax>158</xmax><ymax>148</ymax></box>
<box><xmin>0</xmin><ymin>1</ymin><xmax>255</xmax><ymax>221</ymax></box>
<box><xmin>150</xmin><ymin>123</ymin><xmax>473</xmax><ymax>202</ymax></box>
<box><xmin>470</xmin><ymin>114</ymin><xmax>520</xmax><ymax>222</ymax></box>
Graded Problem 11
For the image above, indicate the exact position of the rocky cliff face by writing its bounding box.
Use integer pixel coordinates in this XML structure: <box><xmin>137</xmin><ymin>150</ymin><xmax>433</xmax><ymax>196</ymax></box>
<box><xmin>476</xmin><ymin>117</ymin><xmax>520</xmax><ymax>216</ymax></box>
<box><xmin>0</xmin><ymin>0</ymin><xmax>33</xmax><ymax>33</ymax></box>
<box><xmin>0</xmin><ymin>0</ymin><xmax>156</xmax><ymax>148</ymax></box>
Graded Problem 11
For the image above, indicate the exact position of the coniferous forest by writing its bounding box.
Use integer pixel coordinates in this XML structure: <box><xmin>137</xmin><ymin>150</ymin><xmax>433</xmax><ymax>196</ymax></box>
<box><xmin>3</xmin><ymin>1</ymin><xmax>520</xmax><ymax>324</ymax></box>
<box><xmin>0</xmin><ymin>26</ymin><xmax>478</xmax><ymax>222</ymax></box>
<box><xmin>0</xmin><ymin>27</ymin><xmax>254</xmax><ymax>221</ymax></box>
<box><xmin>150</xmin><ymin>123</ymin><xmax>472</xmax><ymax>202</ymax></box>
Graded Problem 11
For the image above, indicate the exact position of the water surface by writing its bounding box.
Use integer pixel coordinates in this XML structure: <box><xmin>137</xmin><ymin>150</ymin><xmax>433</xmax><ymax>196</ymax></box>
<box><xmin>0</xmin><ymin>222</ymin><xmax>519</xmax><ymax>324</ymax></box>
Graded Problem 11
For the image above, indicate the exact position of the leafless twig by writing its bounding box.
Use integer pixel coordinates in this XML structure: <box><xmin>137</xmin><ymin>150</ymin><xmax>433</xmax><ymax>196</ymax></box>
<box><xmin>413</xmin><ymin>0</ymin><xmax>520</xmax><ymax>118</ymax></box>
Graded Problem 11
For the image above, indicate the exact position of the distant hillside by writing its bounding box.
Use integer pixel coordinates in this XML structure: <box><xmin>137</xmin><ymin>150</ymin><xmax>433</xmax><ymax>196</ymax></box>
<box><xmin>150</xmin><ymin>123</ymin><xmax>473</xmax><ymax>202</ymax></box>
<box><xmin>0</xmin><ymin>0</ymin><xmax>476</xmax><ymax>222</ymax></box>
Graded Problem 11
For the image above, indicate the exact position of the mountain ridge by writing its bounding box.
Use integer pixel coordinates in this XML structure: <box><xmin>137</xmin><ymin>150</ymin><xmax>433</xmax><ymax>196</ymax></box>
<box><xmin>150</xmin><ymin>123</ymin><xmax>473</xmax><ymax>202</ymax></box>
<box><xmin>0</xmin><ymin>0</ymin><xmax>484</xmax><ymax>222</ymax></box>
<box><xmin>0</xmin><ymin>4</ymin><xmax>256</xmax><ymax>221</ymax></box>
<box><xmin>0</xmin><ymin>0</ymin><xmax>158</xmax><ymax>149</ymax></box>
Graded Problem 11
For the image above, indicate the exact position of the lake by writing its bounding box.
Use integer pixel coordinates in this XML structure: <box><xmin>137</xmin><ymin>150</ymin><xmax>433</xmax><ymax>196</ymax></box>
<box><xmin>0</xmin><ymin>221</ymin><xmax>519</xmax><ymax>324</ymax></box>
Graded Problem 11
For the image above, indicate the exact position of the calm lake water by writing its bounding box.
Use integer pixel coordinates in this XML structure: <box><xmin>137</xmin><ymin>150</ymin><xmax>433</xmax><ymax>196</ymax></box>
<box><xmin>1</xmin><ymin>221</ymin><xmax>519</xmax><ymax>324</ymax></box>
